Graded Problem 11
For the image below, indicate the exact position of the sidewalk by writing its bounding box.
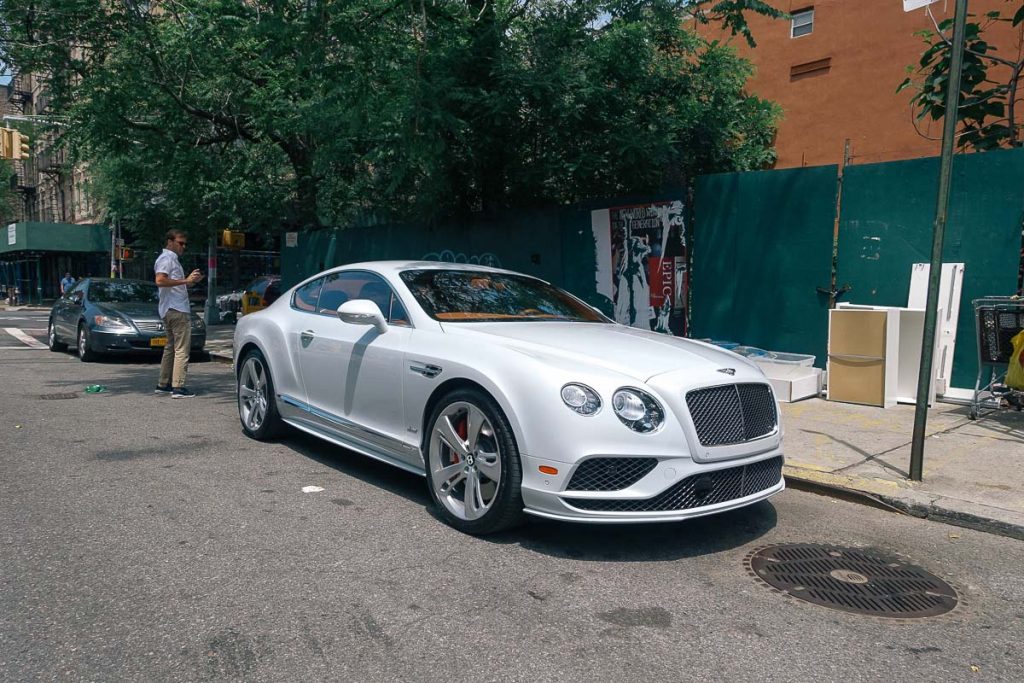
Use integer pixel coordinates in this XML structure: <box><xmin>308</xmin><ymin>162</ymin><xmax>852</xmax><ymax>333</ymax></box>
<box><xmin>203</xmin><ymin>324</ymin><xmax>1024</xmax><ymax>540</ymax></box>
<box><xmin>780</xmin><ymin>398</ymin><xmax>1024</xmax><ymax>540</ymax></box>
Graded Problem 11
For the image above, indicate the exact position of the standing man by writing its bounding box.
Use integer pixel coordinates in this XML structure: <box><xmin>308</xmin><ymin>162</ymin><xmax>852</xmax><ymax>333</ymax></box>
<box><xmin>60</xmin><ymin>272</ymin><xmax>75</xmax><ymax>295</ymax></box>
<box><xmin>154</xmin><ymin>230</ymin><xmax>204</xmax><ymax>398</ymax></box>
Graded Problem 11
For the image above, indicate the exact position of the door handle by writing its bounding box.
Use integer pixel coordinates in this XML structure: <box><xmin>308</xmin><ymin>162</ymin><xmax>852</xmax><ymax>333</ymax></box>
<box><xmin>300</xmin><ymin>330</ymin><xmax>315</xmax><ymax>343</ymax></box>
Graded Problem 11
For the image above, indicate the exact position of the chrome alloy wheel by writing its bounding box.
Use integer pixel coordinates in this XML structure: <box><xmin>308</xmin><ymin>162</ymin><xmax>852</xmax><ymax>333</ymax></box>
<box><xmin>77</xmin><ymin>327</ymin><xmax>87</xmax><ymax>356</ymax></box>
<box><xmin>429</xmin><ymin>401</ymin><xmax>502</xmax><ymax>521</ymax></box>
<box><xmin>238</xmin><ymin>356</ymin><xmax>270</xmax><ymax>431</ymax></box>
<box><xmin>49</xmin><ymin>322</ymin><xmax>57</xmax><ymax>347</ymax></box>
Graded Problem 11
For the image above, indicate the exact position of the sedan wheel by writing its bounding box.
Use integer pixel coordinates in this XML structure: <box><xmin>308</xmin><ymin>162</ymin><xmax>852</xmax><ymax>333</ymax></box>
<box><xmin>426</xmin><ymin>388</ymin><xmax>523</xmax><ymax>535</ymax></box>
<box><xmin>48</xmin><ymin>320</ymin><xmax>67</xmax><ymax>352</ymax></box>
<box><xmin>77</xmin><ymin>324</ymin><xmax>96</xmax><ymax>362</ymax></box>
<box><xmin>238</xmin><ymin>349</ymin><xmax>282</xmax><ymax>440</ymax></box>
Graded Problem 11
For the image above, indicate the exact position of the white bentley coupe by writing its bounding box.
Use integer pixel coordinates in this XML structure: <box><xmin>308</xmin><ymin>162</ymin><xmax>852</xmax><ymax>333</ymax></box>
<box><xmin>234</xmin><ymin>261</ymin><xmax>784</xmax><ymax>534</ymax></box>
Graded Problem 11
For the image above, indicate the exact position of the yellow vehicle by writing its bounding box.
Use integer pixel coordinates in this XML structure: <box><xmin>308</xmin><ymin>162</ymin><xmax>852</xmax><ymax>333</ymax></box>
<box><xmin>240</xmin><ymin>275</ymin><xmax>282</xmax><ymax>316</ymax></box>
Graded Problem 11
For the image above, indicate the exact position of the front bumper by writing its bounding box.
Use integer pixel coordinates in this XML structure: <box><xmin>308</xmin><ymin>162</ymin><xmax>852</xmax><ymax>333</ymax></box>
<box><xmin>519</xmin><ymin>449</ymin><xmax>784</xmax><ymax>523</ymax></box>
<box><xmin>89</xmin><ymin>327</ymin><xmax>207</xmax><ymax>354</ymax></box>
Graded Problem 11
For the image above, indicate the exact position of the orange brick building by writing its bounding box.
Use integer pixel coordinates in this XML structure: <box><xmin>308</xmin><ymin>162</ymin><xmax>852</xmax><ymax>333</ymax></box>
<box><xmin>710</xmin><ymin>0</ymin><xmax>1023</xmax><ymax>168</ymax></box>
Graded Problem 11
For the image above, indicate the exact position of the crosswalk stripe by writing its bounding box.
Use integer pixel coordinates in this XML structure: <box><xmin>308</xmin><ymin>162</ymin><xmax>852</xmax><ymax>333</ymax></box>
<box><xmin>4</xmin><ymin>327</ymin><xmax>48</xmax><ymax>349</ymax></box>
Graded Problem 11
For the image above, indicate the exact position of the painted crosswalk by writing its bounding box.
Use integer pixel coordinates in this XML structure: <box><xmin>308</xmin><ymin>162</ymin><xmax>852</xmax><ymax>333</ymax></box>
<box><xmin>2</xmin><ymin>327</ymin><xmax>48</xmax><ymax>349</ymax></box>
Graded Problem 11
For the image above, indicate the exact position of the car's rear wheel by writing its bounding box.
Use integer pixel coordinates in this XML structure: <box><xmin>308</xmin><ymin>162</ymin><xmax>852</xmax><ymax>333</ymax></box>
<box><xmin>48</xmin><ymin>320</ymin><xmax>67</xmax><ymax>352</ymax></box>
<box><xmin>238</xmin><ymin>349</ymin><xmax>283</xmax><ymax>440</ymax></box>
<box><xmin>77</xmin><ymin>323</ymin><xmax>96</xmax><ymax>362</ymax></box>
<box><xmin>425</xmin><ymin>388</ymin><xmax>524</xmax><ymax>535</ymax></box>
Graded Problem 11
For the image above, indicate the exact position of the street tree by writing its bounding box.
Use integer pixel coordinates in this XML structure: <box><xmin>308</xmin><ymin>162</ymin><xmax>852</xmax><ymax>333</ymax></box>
<box><xmin>899</xmin><ymin>0</ymin><xmax>1024</xmax><ymax>150</ymax></box>
<box><xmin>0</xmin><ymin>1</ymin><xmax>783</xmax><ymax>243</ymax></box>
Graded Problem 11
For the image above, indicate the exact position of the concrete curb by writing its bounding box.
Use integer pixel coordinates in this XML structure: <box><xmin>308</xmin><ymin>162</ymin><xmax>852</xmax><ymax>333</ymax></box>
<box><xmin>784</xmin><ymin>465</ymin><xmax>1024</xmax><ymax>542</ymax></box>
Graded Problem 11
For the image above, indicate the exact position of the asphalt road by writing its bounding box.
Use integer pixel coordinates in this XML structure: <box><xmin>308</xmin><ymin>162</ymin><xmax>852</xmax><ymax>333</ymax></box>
<box><xmin>2</xmin><ymin>346</ymin><xmax>1023</xmax><ymax>682</ymax></box>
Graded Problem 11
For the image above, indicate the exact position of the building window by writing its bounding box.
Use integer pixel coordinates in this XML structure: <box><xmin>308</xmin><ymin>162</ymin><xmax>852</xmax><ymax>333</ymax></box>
<box><xmin>791</xmin><ymin>8</ymin><xmax>814</xmax><ymax>38</ymax></box>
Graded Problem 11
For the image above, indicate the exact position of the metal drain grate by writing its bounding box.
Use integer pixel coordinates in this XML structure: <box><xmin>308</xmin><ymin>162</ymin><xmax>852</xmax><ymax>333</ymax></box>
<box><xmin>746</xmin><ymin>544</ymin><xmax>958</xmax><ymax>619</ymax></box>
<box><xmin>38</xmin><ymin>392</ymin><xmax>80</xmax><ymax>400</ymax></box>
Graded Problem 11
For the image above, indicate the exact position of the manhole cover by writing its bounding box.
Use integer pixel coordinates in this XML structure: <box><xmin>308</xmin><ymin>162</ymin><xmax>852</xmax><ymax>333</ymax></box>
<box><xmin>38</xmin><ymin>392</ymin><xmax>79</xmax><ymax>400</ymax></box>
<box><xmin>746</xmin><ymin>544</ymin><xmax>958</xmax><ymax>619</ymax></box>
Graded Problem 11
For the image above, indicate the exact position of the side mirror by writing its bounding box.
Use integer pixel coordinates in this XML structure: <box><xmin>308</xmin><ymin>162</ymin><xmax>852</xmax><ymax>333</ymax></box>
<box><xmin>337</xmin><ymin>299</ymin><xmax>388</xmax><ymax>334</ymax></box>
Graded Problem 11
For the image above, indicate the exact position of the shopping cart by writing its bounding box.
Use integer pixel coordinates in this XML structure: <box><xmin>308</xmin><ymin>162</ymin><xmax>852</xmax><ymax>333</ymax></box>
<box><xmin>969</xmin><ymin>296</ymin><xmax>1024</xmax><ymax>419</ymax></box>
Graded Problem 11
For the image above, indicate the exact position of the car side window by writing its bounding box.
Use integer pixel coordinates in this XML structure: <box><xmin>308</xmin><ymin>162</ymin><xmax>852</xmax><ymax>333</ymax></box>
<box><xmin>317</xmin><ymin>271</ymin><xmax>410</xmax><ymax>325</ymax></box>
<box><xmin>292</xmin><ymin>277</ymin><xmax>324</xmax><ymax>313</ymax></box>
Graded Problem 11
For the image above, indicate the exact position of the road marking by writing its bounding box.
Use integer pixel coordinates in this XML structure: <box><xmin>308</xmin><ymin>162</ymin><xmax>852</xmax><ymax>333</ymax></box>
<box><xmin>4</xmin><ymin>328</ymin><xmax>47</xmax><ymax>349</ymax></box>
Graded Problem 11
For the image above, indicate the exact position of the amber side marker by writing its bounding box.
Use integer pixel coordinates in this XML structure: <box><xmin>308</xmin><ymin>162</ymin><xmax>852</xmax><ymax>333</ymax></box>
<box><xmin>538</xmin><ymin>466</ymin><xmax>558</xmax><ymax>475</ymax></box>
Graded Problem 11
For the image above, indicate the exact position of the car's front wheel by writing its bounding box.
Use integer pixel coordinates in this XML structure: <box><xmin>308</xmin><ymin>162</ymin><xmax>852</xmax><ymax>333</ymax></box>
<box><xmin>425</xmin><ymin>388</ymin><xmax>524</xmax><ymax>535</ymax></box>
<box><xmin>77</xmin><ymin>323</ymin><xmax>96</xmax><ymax>362</ymax></box>
<box><xmin>238</xmin><ymin>348</ymin><xmax>283</xmax><ymax>440</ymax></box>
<box><xmin>48</xmin><ymin>320</ymin><xmax>67</xmax><ymax>352</ymax></box>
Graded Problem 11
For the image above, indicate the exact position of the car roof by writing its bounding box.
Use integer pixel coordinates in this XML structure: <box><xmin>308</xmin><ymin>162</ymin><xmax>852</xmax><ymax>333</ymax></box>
<box><xmin>338</xmin><ymin>260</ymin><xmax>521</xmax><ymax>277</ymax></box>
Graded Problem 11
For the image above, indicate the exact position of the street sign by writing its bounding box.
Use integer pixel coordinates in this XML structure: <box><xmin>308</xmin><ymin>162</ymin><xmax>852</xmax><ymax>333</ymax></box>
<box><xmin>904</xmin><ymin>0</ymin><xmax>939</xmax><ymax>11</ymax></box>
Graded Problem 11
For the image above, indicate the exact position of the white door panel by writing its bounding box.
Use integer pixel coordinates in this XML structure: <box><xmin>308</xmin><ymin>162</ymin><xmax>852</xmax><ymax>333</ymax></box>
<box><xmin>297</xmin><ymin>316</ymin><xmax>411</xmax><ymax>451</ymax></box>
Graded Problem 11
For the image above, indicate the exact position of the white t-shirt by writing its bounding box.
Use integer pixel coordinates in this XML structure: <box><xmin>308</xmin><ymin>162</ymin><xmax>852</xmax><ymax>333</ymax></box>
<box><xmin>154</xmin><ymin>248</ymin><xmax>190</xmax><ymax>318</ymax></box>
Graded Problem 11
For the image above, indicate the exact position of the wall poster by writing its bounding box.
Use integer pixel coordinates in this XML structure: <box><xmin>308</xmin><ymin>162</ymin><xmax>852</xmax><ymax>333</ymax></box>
<box><xmin>592</xmin><ymin>200</ymin><xmax>687</xmax><ymax>336</ymax></box>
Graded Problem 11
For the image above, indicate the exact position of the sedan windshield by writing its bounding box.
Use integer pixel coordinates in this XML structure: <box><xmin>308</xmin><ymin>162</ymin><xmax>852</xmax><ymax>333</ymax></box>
<box><xmin>89</xmin><ymin>281</ymin><xmax>160</xmax><ymax>304</ymax></box>
<box><xmin>400</xmin><ymin>269</ymin><xmax>607</xmax><ymax>323</ymax></box>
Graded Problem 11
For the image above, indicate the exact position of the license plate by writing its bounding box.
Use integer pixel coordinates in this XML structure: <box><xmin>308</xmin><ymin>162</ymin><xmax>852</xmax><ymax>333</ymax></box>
<box><xmin>150</xmin><ymin>337</ymin><xmax>167</xmax><ymax>347</ymax></box>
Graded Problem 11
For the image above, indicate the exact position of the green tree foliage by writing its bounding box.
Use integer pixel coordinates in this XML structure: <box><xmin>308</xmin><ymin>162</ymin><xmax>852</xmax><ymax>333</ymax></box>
<box><xmin>899</xmin><ymin>1</ymin><xmax>1024</xmax><ymax>151</ymax></box>
<box><xmin>0</xmin><ymin>0</ymin><xmax>782</xmax><ymax>242</ymax></box>
<box><xmin>0</xmin><ymin>158</ymin><xmax>16</xmax><ymax>221</ymax></box>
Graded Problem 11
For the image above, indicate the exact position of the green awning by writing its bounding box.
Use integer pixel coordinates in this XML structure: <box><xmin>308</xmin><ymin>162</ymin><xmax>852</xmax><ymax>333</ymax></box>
<box><xmin>2</xmin><ymin>222</ymin><xmax>109</xmax><ymax>256</ymax></box>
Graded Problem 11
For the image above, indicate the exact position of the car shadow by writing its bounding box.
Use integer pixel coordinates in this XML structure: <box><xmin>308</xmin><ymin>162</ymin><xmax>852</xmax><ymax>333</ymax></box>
<box><xmin>280</xmin><ymin>429</ymin><xmax>778</xmax><ymax>562</ymax></box>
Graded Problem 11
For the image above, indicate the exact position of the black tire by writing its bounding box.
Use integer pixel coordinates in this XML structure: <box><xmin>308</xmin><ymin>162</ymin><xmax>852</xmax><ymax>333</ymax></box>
<box><xmin>48</xmin><ymin>319</ymin><xmax>68</xmax><ymax>352</ymax></box>
<box><xmin>424</xmin><ymin>387</ymin><xmax>524</xmax><ymax>535</ymax></box>
<box><xmin>237</xmin><ymin>348</ymin><xmax>284</xmax><ymax>440</ymax></box>
<box><xmin>77</xmin><ymin>323</ymin><xmax>97</xmax><ymax>362</ymax></box>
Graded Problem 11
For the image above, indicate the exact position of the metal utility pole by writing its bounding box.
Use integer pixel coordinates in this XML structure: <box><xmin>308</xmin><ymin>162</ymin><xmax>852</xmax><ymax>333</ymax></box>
<box><xmin>204</xmin><ymin>237</ymin><xmax>218</xmax><ymax>325</ymax></box>
<box><xmin>910</xmin><ymin>0</ymin><xmax>969</xmax><ymax>481</ymax></box>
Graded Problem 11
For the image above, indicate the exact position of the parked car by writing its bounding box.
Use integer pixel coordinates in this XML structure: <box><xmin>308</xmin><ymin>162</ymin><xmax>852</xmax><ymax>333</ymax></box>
<box><xmin>216</xmin><ymin>289</ymin><xmax>245</xmax><ymax>322</ymax></box>
<box><xmin>240</xmin><ymin>275</ymin><xmax>282</xmax><ymax>316</ymax></box>
<box><xmin>234</xmin><ymin>261</ymin><xmax>784</xmax><ymax>534</ymax></box>
<box><xmin>48</xmin><ymin>278</ymin><xmax>206</xmax><ymax>362</ymax></box>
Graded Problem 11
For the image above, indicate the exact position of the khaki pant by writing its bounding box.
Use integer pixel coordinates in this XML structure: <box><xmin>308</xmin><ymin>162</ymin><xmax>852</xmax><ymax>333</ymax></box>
<box><xmin>158</xmin><ymin>309</ymin><xmax>192</xmax><ymax>388</ymax></box>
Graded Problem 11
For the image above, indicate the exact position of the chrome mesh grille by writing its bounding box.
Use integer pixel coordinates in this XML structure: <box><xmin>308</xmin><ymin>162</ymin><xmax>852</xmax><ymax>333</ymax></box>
<box><xmin>686</xmin><ymin>383</ymin><xmax>777</xmax><ymax>446</ymax></box>
<box><xmin>563</xmin><ymin>456</ymin><xmax>783</xmax><ymax>513</ymax></box>
<box><xmin>134</xmin><ymin>320</ymin><xmax>164</xmax><ymax>333</ymax></box>
<box><xmin>566</xmin><ymin>457</ymin><xmax>658</xmax><ymax>491</ymax></box>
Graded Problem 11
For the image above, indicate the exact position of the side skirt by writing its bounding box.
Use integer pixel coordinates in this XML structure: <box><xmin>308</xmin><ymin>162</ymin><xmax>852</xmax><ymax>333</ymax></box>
<box><xmin>278</xmin><ymin>394</ymin><xmax>425</xmax><ymax>477</ymax></box>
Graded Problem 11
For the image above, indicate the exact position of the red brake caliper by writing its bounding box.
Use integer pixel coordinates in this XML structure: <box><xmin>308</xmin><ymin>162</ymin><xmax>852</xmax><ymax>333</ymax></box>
<box><xmin>451</xmin><ymin>413</ymin><xmax>467</xmax><ymax>464</ymax></box>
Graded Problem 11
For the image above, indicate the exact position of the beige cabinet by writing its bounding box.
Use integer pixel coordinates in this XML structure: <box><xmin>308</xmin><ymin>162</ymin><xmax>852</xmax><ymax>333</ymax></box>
<box><xmin>827</xmin><ymin>308</ymin><xmax>895</xmax><ymax>407</ymax></box>
<box><xmin>827</xmin><ymin>305</ymin><xmax>939</xmax><ymax>408</ymax></box>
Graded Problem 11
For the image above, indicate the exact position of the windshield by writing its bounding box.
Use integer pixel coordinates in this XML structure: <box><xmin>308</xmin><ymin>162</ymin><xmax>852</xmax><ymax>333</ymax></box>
<box><xmin>400</xmin><ymin>269</ymin><xmax>607</xmax><ymax>323</ymax></box>
<box><xmin>89</xmin><ymin>281</ymin><xmax>159</xmax><ymax>304</ymax></box>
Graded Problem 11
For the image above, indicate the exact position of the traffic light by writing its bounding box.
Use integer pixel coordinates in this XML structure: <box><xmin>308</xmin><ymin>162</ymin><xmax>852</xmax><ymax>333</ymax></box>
<box><xmin>13</xmin><ymin>131</ymin><xmax>29</xmax><ymax>160</ymax></box>
<box><xmin>221</xmin><ymin>229</ymin><xmax>245</xmax><ymax>249</ymax></box>
<box><xmin>0</xmin><ymin>128</ymin><xmax>13</xmax><ymax>159</ymax></box>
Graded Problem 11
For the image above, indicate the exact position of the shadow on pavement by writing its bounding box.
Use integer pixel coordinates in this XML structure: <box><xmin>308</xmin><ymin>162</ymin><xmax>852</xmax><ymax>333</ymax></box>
<box><xmin>279</xmin><ymin>428</ymin><xmax>778</xmax><ymax>562</ymax></box>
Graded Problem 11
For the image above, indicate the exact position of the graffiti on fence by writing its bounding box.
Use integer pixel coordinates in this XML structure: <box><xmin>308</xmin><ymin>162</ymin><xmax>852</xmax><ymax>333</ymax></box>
<box><xmin>421</xmin><ymin>250</ymin><xmax>503</xmax><ymax>268</ymax></box>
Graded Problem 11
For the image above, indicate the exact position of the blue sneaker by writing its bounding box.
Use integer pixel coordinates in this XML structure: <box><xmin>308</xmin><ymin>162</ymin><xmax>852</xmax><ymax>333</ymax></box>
<box><xmin>171</xmin><ymin>387</ymin><xmax>196</xmax><ymax>399</ymax></box>
<box><xmin>155</xmin><ymin>384</ymin><xmax>172</xmax><ymax>395</ymax></box>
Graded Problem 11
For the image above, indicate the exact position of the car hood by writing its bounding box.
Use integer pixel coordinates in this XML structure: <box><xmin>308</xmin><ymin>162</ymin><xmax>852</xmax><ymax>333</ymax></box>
<box><xmin>94</xmin><ymin>301</ymin><xmax>161</xmax><ymax>319</ymax></box>
<box><xmin>440</xmin><ymin>322</ymin><xmax>756</xmax><ymax>382</ymax></box>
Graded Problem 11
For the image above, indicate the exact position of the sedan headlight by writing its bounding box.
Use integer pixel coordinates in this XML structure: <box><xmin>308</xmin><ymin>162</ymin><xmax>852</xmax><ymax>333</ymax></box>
<box><xmin>93</xmin><ymin>314</ymin><xmax>134</xmax><ymax>331</ymax></box>
<box><xmin>612</xmin><ymin>388</ymin><xmax>664</xmax><ymax>433</ymax></box>
<box><xmin>560</xmin><ymin>383</ymin><xmax>601</xmax><ymax>416</ymax></box>
<box><xmin>191</xmin><ymin>315</ymin><xmax>206</xmax><ymax>330</ymax></box>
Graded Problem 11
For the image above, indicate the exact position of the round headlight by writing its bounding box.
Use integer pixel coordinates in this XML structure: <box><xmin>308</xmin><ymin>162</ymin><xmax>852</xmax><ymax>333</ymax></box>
<box><xmin>612</xmin><ymin>388</ymin><xmax>664</xmax><ymax>433</ymax></box>
<box><xmin>561</xmin><ymin>383</ymin><xmax>601</xmax><ymax>416</ymax></box>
